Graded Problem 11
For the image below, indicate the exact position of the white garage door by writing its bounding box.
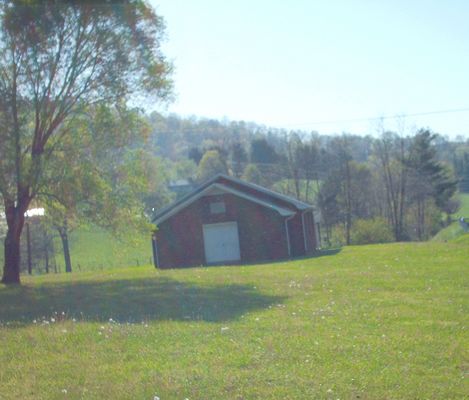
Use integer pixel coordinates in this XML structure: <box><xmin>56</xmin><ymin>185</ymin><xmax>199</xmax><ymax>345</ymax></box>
<box><xmin>203</xmin><ymin>222</ymin><xmax>241</xmax><ymax>264</ymax></box>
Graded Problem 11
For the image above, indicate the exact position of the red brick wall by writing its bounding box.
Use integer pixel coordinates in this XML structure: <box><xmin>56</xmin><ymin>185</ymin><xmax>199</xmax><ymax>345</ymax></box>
<box><xmin>287</xmin><ymin>213</ymin><xmax>305</xmax><ymax>257</ymax></box>
<box><xmin>303</xmin><ymin>211</ymin><xmax>317</xmax><ymax>254</ymax></box>
<box><xmin>155</xmin><ymin>193</ymin><xmax>289</xmax><ymax>268</ymax></box>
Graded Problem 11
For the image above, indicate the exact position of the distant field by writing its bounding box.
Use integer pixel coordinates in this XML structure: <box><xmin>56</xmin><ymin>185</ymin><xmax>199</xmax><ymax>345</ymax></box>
<box><xmin>0</xmin><ymin>225</ymin><xmax>152</xmax><ymax>273</ymax></box>
<box><xmin>432</xmin><ymin>193</ymin><xmax>469</xmax><ymax>242</ymax></box>
<box><xmin>0</xmin><ymin>240</ymin><xmax>467</xmax><ymax>399</ymax></box>
<box><xmin>54</xmin><ymin>226</ymin><xmax>152</xmax><ymax>272</ymax></box>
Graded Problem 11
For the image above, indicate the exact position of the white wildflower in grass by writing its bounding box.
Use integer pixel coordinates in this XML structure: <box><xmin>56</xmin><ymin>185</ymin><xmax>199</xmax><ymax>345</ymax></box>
<box><xmin>62</xmin><ymin>329</ymin><xmax>67</xmax><ymax>333</ymax></box>
<box><xmin>98</xmin><ymin>331</ymin><xmax>102</xmax><ymax>335</ymax></box>
<box><xmin>153</xmin><ymin>396</ymin><xmax>160</xmax><ymax>400</ymax></box>
<box><xmin>33</xmin><ymin>319</ymin><xmax>37</xmax><ymax>324</ymax></box>
<box><xmin>50</xmin><ymin>317</ymin><xmax>55</xmax><ymax>323</ymax></box>
<box><xmin>221</xmin><ymin>326</ymin><xmax>229</xmax><ymax>332</ymax></box>
<box><xmin>61</xmin><ymin>388</ymin><xmax>68</xmax><ymax>394</ymax></box>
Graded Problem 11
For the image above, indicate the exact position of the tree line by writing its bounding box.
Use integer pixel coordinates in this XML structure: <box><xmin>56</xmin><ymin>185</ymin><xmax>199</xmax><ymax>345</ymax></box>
<box><xmin>146</xmin><ymin>113</ymin><xmax>462</xmax><ymax>246</ymax></box>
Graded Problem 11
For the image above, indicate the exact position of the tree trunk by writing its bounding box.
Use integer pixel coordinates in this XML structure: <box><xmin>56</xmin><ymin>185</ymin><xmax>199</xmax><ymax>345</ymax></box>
<box><xmin>58</xmin><ymin>222</ymin><xmax>72</xmax><ymax>273</ymax></box>
<box><xmin>2</xmin><ymin>203</ymin><xmax>27</xmax><ymax>284</ymax></box>
<box><xmin>44</xmin><ymin>244</ymin><xmax>49</xmax><ymax>274</ymax></box>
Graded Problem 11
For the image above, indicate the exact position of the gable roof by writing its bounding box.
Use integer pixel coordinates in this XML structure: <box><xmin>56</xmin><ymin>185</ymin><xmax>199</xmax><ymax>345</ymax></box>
<box><xmin>152</xmin><ymin>174</ymin><xmax>313</xmax><ymax>225</ymax></box>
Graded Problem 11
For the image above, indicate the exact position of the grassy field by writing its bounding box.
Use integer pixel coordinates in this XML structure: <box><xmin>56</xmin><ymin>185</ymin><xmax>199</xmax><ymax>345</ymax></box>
<box><xmin>54</xmin><ymin>226</ymin><xmax>152</xmax><ymax>272</ymax></box>
<box><xmin>0</xmin><ymin>225</ymin><xmax>152</xmax><ymax>273</ymax></box>
<box><xmin>0</xmin><ymin>240</ymin><xmax>468</xmax><ymax>399</ymax></box>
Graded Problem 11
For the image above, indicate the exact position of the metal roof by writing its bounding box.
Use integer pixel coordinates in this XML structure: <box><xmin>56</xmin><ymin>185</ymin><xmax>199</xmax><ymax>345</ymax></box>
<box><xmin>152</xmin><ymin>174</ymin><xmax>313</xmax><ymax>225</ymax></box>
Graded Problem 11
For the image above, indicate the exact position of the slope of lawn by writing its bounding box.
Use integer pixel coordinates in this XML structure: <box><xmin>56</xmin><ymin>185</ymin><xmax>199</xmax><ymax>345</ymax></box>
<box><xmin>0</xmin><ymin>241</ymin><xmax>467</xmax><ymax>399</ymax></box>
<box><xmin>433</xmin><ymin>193</ymin><xmax>469</xmax><ymax>242</ymax></box>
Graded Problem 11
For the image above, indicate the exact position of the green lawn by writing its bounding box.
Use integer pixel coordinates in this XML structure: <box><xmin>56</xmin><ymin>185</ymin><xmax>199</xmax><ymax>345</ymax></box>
<box><xmin>0</xmin><ymin>241</ymin><xmax>468</xmax><ymax>399</ymax></box>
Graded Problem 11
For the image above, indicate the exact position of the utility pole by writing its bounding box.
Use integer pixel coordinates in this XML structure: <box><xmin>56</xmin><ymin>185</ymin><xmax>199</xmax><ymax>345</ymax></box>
<box><xmin>26</xmin><ymin>220</ymin><xmax>32</xmax><ymax>275</ymax></box>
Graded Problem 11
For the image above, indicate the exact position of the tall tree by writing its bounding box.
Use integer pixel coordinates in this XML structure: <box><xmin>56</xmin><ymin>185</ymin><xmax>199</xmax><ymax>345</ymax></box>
<box><xmin>0</xmin><ymin>1</ymin><xmax>172</xmax><ymax>284</ymax></box>
<box><xmin>406</xmin><ymin>130</ymin><xmax>457</xmax><ymax>239</ymax></box>
<box><xmin>230</xmin><ymin>142</ymin><xmax>248</xmax><ymax>177</ymax></box>
<box><xmin>374</xmin><ymin>132</ymin><xmax>410</xmax><ymax>241</ymax></box>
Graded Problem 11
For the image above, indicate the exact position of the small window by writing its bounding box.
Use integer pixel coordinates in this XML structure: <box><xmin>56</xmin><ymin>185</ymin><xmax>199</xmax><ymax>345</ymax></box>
<box><xmin>210</xmin><ymin>201</ymin><xmax>226</xmax><ymax>214</ymax></box>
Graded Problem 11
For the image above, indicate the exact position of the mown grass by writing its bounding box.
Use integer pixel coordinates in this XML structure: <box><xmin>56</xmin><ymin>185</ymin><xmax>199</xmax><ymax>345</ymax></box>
<box><xmin>0</xmin><ymin>241</ymin><xmax>467</xmax><ymax>399</ymax></box>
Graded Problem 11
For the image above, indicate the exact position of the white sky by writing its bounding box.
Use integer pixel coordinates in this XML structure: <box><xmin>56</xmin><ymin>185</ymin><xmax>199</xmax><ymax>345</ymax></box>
<box><xmin>150</xmin><ymin>0</ymin><xmax>469</xmax><ymax>138</ymax></box>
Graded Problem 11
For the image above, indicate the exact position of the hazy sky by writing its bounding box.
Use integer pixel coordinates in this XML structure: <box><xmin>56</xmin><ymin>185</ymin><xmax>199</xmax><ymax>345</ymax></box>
<box><xmin>150</xmin><ymin>0</ymin><xmax>469</xmax><ymax>137</ymax></box>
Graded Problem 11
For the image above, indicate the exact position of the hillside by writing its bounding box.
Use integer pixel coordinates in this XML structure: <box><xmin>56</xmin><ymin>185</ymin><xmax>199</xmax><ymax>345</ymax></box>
<box><xmin>432</xmin><ymin>193</ymin><xmax>469</xmax><ymax>242</ymax></box>
<box><xmin>0</xmin><ymin>241</ymin><xmax>467</xmax><ymax>399</ymax></box>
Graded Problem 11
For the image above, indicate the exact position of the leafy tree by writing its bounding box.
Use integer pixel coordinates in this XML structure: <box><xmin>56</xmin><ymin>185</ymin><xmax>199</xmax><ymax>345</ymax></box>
<box><xmin>406</xmin><ymin>130</ymin><xmax>457</xmax><ymax>239</ymax></box>
<box><xmin>250</xmin><ymin>138</ymin><xmax>279</xmax><ymax>164</ymax></box>
<box><xmin>373</xmin><ymin>132</ymin><xmax>410</xmax><ymax>241</ymax></box>
<box><xmin>42</xmin><ymin>105</ymin><xmax>155</xmax><ymax>273</ymax></box>
<box><xmin>0</xmin><ymin>1</ymin><xmax>172</xmax><ymax>283</ymax></box>
<box><xmin>188</xmin><ymin>147</ymin><xmax>203</xmax><ymax>165</ymax></box>
<box><xmin>283</xmin><ymin>133</ymin><xmax>320</xmax><ymax>202</ymax></box>
<box><xmin>230</xmin><ymin>142</ymin><xmax>248</xmax><ymax>177</ymax></box>
<box><xmin>242</xmin><ymin>164</ymin><xmax>264</xmax><ymax>186</ymax></box>
<box><xmin>197</xmin><ymin>150</ymin><xmax>228</xmax><ymax>182</ymax></box>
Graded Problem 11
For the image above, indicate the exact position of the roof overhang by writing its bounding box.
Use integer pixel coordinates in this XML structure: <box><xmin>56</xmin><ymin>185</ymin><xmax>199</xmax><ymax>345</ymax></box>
<box><xmin>153</xmin><ymin>183</ymin><xmax>295</xmax><ymax>225</ymax></box>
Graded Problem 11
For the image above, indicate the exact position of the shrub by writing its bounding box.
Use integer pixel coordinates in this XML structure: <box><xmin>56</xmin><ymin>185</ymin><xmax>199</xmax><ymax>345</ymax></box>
<box><xmin>350</xmin><ymin>218</ymin><xmax>394</xmax><ymax>245</ymax></box>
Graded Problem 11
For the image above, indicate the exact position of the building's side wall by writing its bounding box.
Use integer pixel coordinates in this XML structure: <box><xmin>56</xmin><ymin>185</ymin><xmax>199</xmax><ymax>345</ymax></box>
<box><xmin>155</xmin><ymin>193</ymin><xmax>289</xmax><ymax>268</ymax></box>
<box><xmin>288</xmin><ymin>213</ymin><xmax>305</xmax><ymax>257</ymax></box>
<box><xmin>303</xmin><ymin>211</ymin><xmax>317</xmax><ymax>253</ymax></box>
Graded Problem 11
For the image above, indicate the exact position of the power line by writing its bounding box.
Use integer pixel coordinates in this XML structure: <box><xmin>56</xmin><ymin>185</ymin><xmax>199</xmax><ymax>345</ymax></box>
<box><xmin>151</xmin><ymin>106</ymin><xmax>469</xmax><ymax>133</ymax></box>
<box><xmin>279</xmin><ymin>107</ymin><xmax>469</xmax><ymax>128</ymax></box>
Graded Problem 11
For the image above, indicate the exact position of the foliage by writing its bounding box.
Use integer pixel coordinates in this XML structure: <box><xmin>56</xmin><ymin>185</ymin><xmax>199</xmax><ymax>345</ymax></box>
<box><xmin>0</xmin><ymin>241</ymin><xmax>467</xmax><ymax>398</ymax></box>
<box><xmin>197</xmin><ymin>149</ymin><xmax>228</xmax><ymax>181</ymax></box>
<box><xmin>241</xmin><ymin>163</ymin><xmax>264</xmax><ymax>186</ymax></box>
<box><xmin>0</xmin><ymin>0</ymin><xmax>172</xmax><ymax>283</ymax></box>
<box><xmin>432</xmin><ymin>193</ymin><xmax>469</xmax><ymax>241</ymax></box>
<box><xmin>250</xmin><ymin>137</ymin><xmax>279</xmax><ymax>164</ymax></box>
<box><xmin>350</xmin><ymin>218</ymin><xmax>394</xmax><ymax>245</ymax></box>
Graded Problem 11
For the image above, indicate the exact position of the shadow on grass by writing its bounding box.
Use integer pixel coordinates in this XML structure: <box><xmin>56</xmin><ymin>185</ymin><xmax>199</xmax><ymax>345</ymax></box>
<box><xmin>184</xmin><ymin>248</ymin><xmax>343</xmax><ymax>269</ymax></box>
<box><xmin>242</xmin><ymin>247</ymin><xmax>343</xmax><ymax>266</ymax></box>
<box><xmin>309</xmin><ymin>248</ymin><xmax>342</xmax><ymax>258</ymax></box>
<box><xmin>0</xmin><ymin>276</ymin><xmax>285</xmax><ymax>325</ymax></box>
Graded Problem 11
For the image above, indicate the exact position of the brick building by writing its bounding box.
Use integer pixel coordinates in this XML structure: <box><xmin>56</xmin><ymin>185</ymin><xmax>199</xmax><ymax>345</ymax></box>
<box><xmin>152</xmin><ymin>174</ymin><xmax>319</xmax><ymax>268</ymax></box>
